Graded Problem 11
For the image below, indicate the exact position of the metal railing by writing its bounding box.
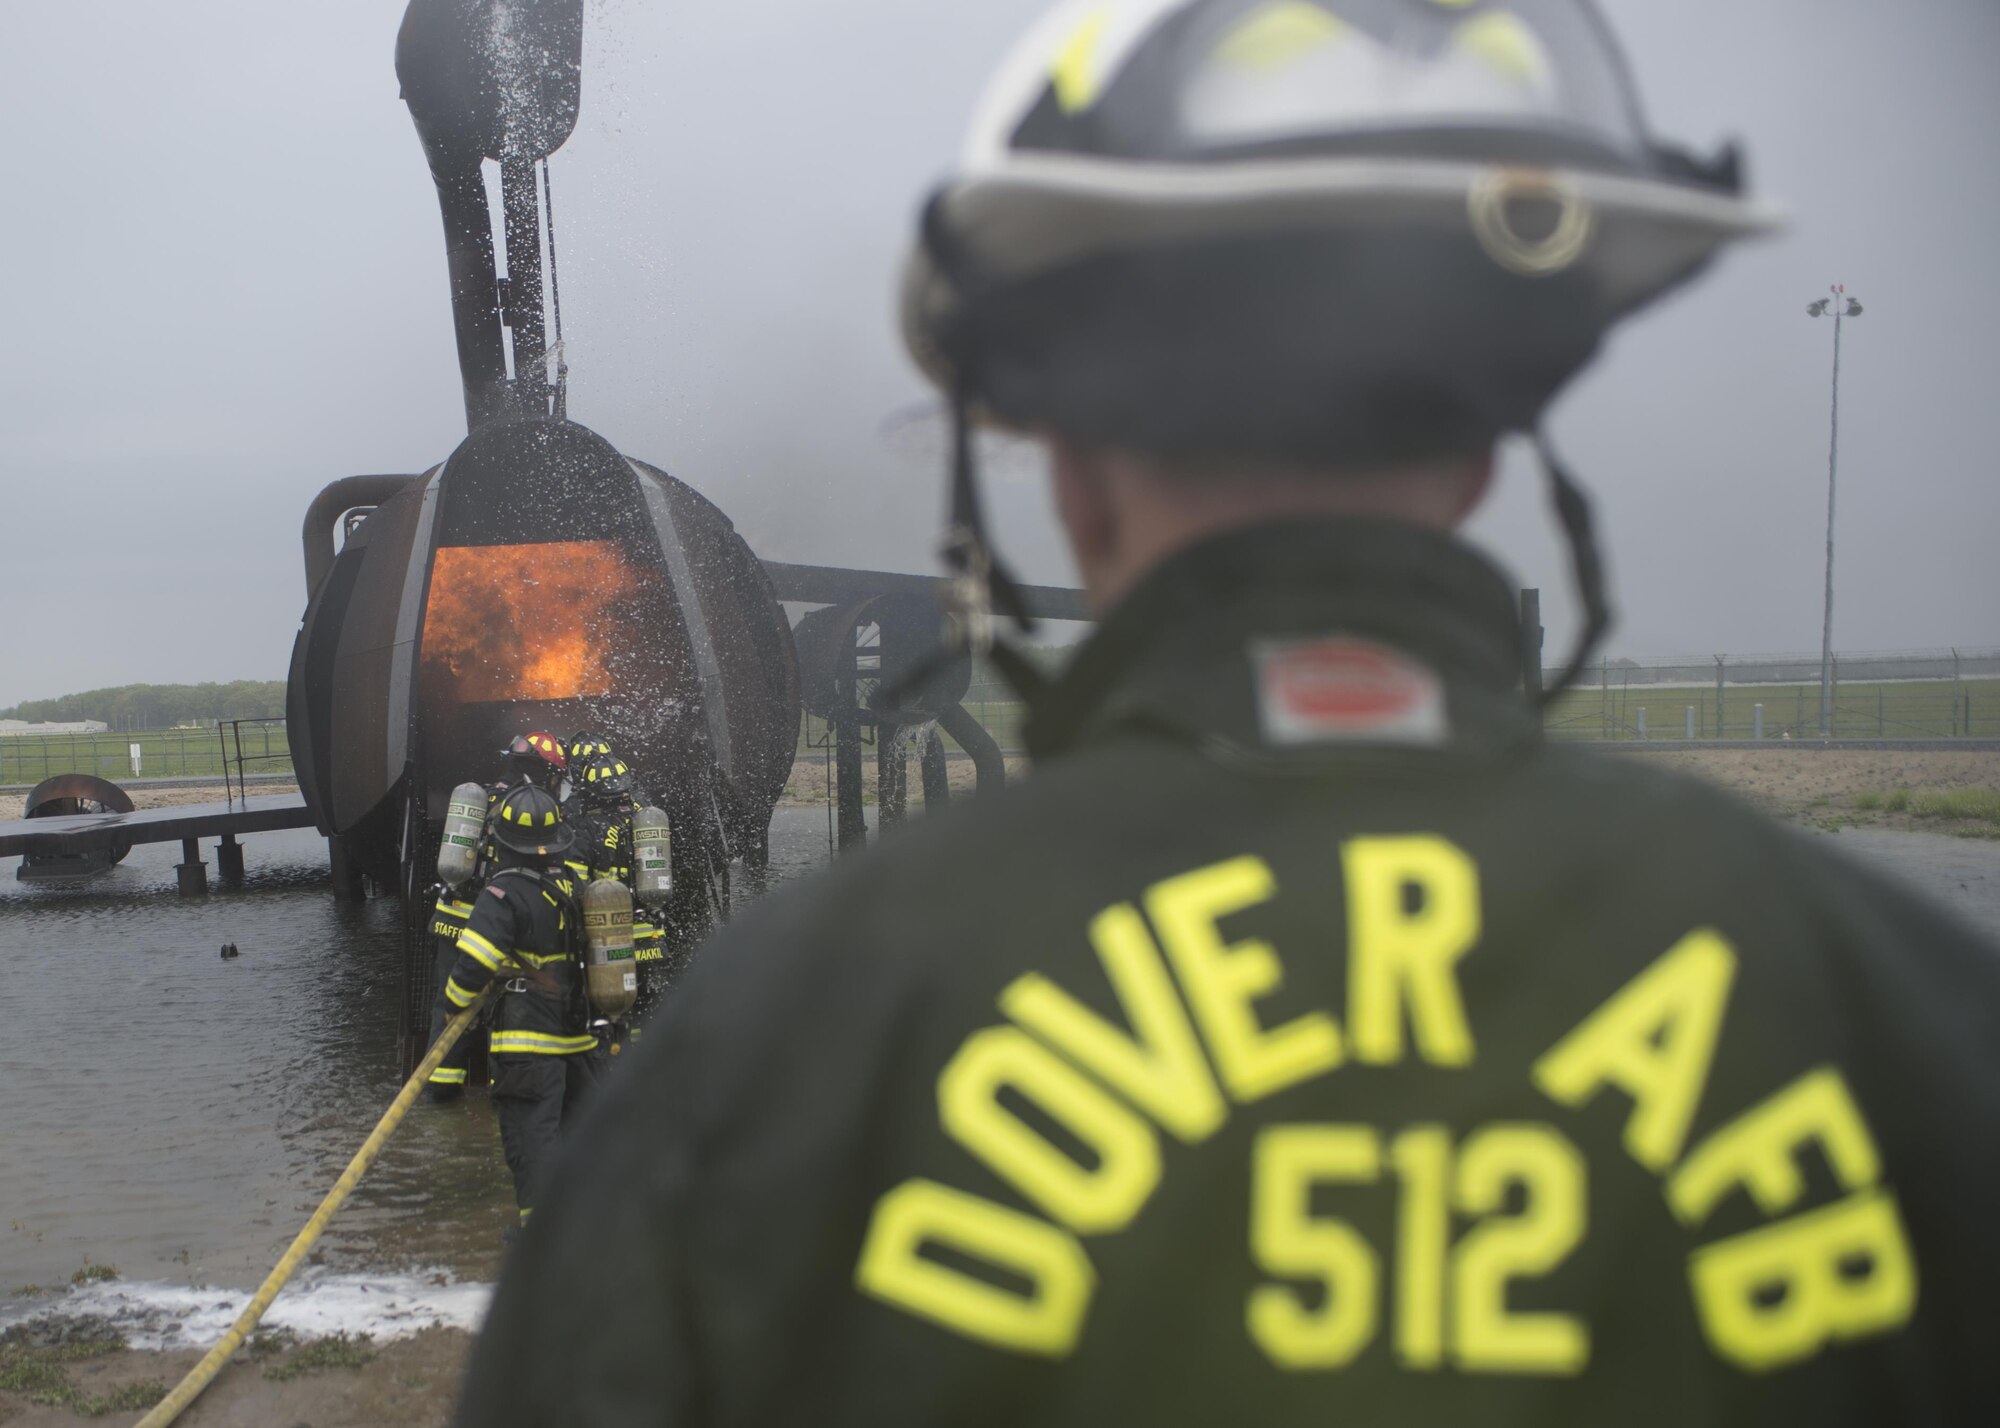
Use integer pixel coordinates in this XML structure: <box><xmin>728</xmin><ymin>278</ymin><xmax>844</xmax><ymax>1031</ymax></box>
<box><xmin>0</xmin><ymin>724</ymin><xmax>294</xmax><ymax>786</ymax></box>
<box><xmin>218</xmin><ymin>717</ymin><xmax>293</xmax><ymax>806</ymax></box>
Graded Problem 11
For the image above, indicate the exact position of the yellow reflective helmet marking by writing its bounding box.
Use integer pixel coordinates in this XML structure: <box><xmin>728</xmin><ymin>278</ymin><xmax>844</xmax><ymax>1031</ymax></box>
<box><xmin>1454</xmin><ymin>11</ymin><xmax>1553</xmax><ymax>88</ymax></box>
<box><xmin>1051</xmin><ymin>6</ymin><xmax>1114</xmax><ymax>114</ymax></box>
<box><xmin>1215</xmin><ymin>2</ymin><xmax>1347</xmax><ymax>73</ymax></box>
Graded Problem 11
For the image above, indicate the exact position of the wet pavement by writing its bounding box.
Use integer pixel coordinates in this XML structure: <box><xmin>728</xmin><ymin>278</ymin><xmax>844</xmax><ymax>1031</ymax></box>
<box><xmin>1800</xmin><ymin>827</ymin><xmax>2000</xmax><ymax>932</ymax></box>
<box><xmin>0</xmin><ymin>806</ymin><xmax>1994</xmax><ymax>1334</ymax></box>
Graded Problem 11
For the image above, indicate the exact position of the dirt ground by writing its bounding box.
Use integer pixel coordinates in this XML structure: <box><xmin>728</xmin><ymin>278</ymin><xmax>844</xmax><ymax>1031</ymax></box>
<box><xmin>0</xmin><ymin>1324</ymin><xmax>471</xmax><ymax>1428</ymax></box>
<box><xmin>0</xmin><ymin>784</ymin><xmax>300</xmax><ymax>822</ymax></box>
<box><xmin>1608</xmin><ymin>748</ymin><xmax>2000</xmax><ymax>831</ymax></box>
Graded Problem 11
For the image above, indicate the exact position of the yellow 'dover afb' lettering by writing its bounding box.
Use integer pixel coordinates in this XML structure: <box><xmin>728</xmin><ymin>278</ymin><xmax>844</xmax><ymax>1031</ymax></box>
<box><xmin>858</xmin><ymin>841</ymin><xmax>1490</xmax><ymax>1357</ymax></box>
<box><xmin>854</xmin><ymin>1179</ymin><xmax>1094</xmax><ymax>1357</ymax></box>
<box><xmin>1536</xmin><ymin>938</ymin><xmax>1918</xmax><ymax>1372</ymax></box>
<box><xmin>1343</xmin><ymin>836</ymin><xmax>1480</xmax><ymax>1067</ymax></box>
<box><xmin>1668</xmin><ymin>1067</ymin><xmax>1915</xmax><ymax>1370</ymax></box>
<box><xmin>1531</xmin><ymin>928</ymin><xmax>1736</xmax><ymax>1171</ymax></box>
<box><xmin>853</xmin><ymin>842</ymin><xmax>1919</xmax><ymax>1376</ymax></box>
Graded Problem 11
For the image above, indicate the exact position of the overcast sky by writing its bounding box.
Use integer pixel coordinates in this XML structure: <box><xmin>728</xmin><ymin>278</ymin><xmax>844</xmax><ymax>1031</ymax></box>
<box><xmin>0</xmin><ymin>0</ymin><xmax>1994</xmax><ymax>708</ymax></box>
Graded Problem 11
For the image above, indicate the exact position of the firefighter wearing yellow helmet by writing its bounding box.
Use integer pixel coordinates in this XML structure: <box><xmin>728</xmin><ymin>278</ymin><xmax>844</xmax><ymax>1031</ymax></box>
<box><xmin>563</xmin><ymin>751</ymin><xmax>671</xmax><ymax>1014</ymax></box>
<box><xmin>460</xmin><ymin>3</ymin><xmax>1999</xmax><ymax>1423</ymax></box>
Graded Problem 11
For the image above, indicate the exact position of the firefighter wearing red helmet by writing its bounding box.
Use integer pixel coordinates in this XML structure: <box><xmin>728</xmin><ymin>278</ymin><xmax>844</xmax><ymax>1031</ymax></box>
<box><xmin>462</xmin><ymin>3</ymin><xmax>2000</xmax><ymax>1423</ymax></box>
<box><xmin>501</xmin><ymin>731</ymin><xmax>570</xmax><ymax>798</ymax></box>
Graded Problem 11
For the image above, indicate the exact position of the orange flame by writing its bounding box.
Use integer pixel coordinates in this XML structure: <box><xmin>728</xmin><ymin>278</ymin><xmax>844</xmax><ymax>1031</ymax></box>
<box><xmin>421</xmin><ymin>541</ymin><xmax>656</xmax><ymax>704</ymax></box>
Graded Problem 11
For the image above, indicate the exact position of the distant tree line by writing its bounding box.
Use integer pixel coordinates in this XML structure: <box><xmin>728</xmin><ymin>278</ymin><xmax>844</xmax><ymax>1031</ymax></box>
<box><xmin>0</xmin><ymin>680</ymin><xmax>287</xmax><ymax>729</ymax></box>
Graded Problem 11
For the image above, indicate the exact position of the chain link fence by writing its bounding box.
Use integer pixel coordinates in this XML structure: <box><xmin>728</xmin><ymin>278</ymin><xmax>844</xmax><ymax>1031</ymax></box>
<box><xmin>0</xmin><ymin>723</ymin><xmax>294</xmax><ymax>787</ymax></box>
<box><xmin>961</xmin><ymin>646</ymin><xmax>2000</xmax><ymax>747</ymax></box>
<box><xmin>1542</xmin><ymin>647</ymin><xmax>1997</xmax><ymax>741</ymax></box>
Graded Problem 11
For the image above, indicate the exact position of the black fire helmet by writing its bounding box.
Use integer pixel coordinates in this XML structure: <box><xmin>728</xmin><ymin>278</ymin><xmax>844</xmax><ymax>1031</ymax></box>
<box><xmin>578</xmin><ymin>753</ymin><xmax>636</xmax><ymax>806</ymax></box>
<box><xmin>490</xmin><ymin>785</ymin><xmax>576</xmax><ymax>857</ymax></box>
<box><xmin>566</xmin><ymin>730</ymin><xmax>616</xmax><ymax>765</ymax></box>
<box><xmin>900</xmin><ymin>0</ymin><xmax>1779</xmax><ymax>698</ymax></box>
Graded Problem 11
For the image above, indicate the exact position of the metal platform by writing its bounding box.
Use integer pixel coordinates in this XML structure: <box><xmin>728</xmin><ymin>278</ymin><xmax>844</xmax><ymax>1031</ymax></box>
<box><xmin>0</xmin><ymin>795</ymin><xmax>317</xmax><ymax>894</ymax></box>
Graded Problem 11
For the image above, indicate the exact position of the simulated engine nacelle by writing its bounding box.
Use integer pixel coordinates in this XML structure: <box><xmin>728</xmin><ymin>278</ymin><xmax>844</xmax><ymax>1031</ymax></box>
<box><xmin>286</xmin><ymin>419</ymin><xmax>800</xmax><ymax>896</ymax></box>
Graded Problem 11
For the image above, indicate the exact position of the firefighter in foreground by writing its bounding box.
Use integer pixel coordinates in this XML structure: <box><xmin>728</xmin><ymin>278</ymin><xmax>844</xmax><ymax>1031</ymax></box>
<box><xmin>438</xmin><ymin>784</ymin><xmax>610</xmax><ymax>1229</ymax></box>
<box><xmin>461</xmin><ymin>1</ymin><xmax>2000</xmax><ymax>1422</ymax></box>
<box><xmin>426</xmin><ymin>732</ymin><xmax>571</xmax><ymax>1101</ymax></box>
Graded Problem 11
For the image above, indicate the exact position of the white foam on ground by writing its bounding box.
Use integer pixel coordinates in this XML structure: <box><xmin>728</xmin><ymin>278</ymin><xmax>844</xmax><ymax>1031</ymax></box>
<box><xmin>4</xmin><ymin>1271</ymin><xmax>495</xmax><ymax>1350</ymax></box>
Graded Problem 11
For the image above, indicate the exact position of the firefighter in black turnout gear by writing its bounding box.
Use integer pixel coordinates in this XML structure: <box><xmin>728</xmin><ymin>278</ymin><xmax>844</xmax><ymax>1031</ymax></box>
<box><xmin>461</xmin><ymin>3</ymin><xmax>2000</xmax><ymax>1424</ymax></box>
<box><xmin>426</xmin><ymin>732</ymin><xmax>572</xmax><ymax>1100</ymax></box>
<box><xmin>441</xmin><ymin>784</ymin><xmax>604</xmax><ymax>1230</ymax></box>
<box><xmin>563</xmin><ymin>751</ymin><xmax>669</xmax><ymax>1010</ymax></box>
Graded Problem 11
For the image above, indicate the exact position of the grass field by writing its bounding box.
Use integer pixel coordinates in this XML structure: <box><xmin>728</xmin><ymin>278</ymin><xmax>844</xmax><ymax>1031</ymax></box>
<box><xmin>0</xmin><ymin>722</ymin><xmax>292</xmax><ymax>787</ymax></box>
<box><xmin>1853</xmin><ymin>786</ymin><xmax>2000</xmax><ymax>827</ymax></box>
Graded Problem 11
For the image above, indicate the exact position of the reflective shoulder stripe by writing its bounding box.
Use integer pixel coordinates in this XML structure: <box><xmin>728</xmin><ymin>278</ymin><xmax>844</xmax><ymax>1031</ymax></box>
<box><xmin>457</xmin><ymin>928</ymin><xmax>509</xmax><ymax>971</ymax></box>
<box><xmin>490</xmin><ymin>1030</ymin><xmax>599</xmax><ymax>1056</ymax></box>
<box><xmin>438</xmin><ymin>900</ymin><xmax>475</xmax><ymax>916</ymax></box>
<box><xmin>427</xmin><ymin>1066</ymin><xmax>468</xmax><ymax>1085</ymax></box>
<box><xmin>444</xmin><ymin>976</ymin><xmax>480</xmax><ymax>1008</ymax></box>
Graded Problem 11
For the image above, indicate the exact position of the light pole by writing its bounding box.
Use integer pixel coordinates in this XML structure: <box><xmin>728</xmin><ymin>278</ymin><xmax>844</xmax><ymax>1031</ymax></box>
<box><xmin>1806</xmin><ymin>284</ymin><xmax>1863</xmax><ymax>737</ymax></box>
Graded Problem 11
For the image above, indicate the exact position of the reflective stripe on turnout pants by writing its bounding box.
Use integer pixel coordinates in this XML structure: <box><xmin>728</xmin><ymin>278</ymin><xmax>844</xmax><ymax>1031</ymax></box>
<box><xmin>492</xmin><ymin>1047</ymin><xmax>606</xmax><ymax>1222</ymax></box>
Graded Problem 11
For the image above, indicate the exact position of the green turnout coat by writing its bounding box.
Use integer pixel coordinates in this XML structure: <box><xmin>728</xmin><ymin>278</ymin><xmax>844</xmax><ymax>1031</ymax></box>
<box><xmin>459</xmin><ymin>521</ymin><xmax>2000</xmax><ymax>1427</ymax></box>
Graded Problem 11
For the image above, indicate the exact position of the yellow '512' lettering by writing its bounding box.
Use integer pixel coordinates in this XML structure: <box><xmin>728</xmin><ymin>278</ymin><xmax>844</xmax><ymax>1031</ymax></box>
<box><xmin>1247</xmin><ymin>1121</ymin><xmax>1590</xmax><ymax>1375</ymax></box>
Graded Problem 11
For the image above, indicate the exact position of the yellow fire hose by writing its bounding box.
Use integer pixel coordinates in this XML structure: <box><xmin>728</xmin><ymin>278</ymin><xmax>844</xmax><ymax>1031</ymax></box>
<box><xmin>135</xmin><ymin>987</ymin><xmax>494</xmax><ymax>1428</ymax></box>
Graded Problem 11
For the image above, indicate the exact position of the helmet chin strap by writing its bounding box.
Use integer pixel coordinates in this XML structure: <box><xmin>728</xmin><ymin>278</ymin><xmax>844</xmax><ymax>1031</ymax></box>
<box><xmin>935</xmin><ymin>381</ymin><xmax>1049</xmax><ymax>704</ymax></box>
<box><xmin>1532</xmin><ymin>430</ymin><xmax>1614</xmax><ymax>706</ymax></box>
<box><xmin>877</xmin><ymin>192</ymin><xmax>1050</xmax><ymax>710</ymax></box>
<box><xmin>877</xmin><ymin>373</ymin><xmax>1048</xmax><ymax>714</ymax></box>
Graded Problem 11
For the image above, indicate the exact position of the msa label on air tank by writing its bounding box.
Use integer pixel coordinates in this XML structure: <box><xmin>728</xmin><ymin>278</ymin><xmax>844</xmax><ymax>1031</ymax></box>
<box><xmin>1250</xmin><ymin>636</ymin><xmax>1447</xmax><ymax>748</ymax></box>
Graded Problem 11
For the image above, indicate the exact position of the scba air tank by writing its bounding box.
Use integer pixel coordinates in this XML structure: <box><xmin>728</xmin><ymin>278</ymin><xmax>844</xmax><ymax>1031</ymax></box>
<box><xmin>436</xmin><ymin>782</ymin><xmax>488</xmax><ymax>887</ymax></box>
<box><xmin>580</xmin><ymin>877</ymin><xmax>638</xmax><ymax>1020</ymax></box>
<box><xmin>632</xmin><ymin>807</ymin><xmax>672</xmax><ymax>899</ymax></box>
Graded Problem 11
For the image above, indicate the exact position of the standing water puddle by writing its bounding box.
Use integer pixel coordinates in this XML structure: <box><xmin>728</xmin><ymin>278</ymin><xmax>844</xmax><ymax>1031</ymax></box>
<box><xmin>0</xmin><ymin>808</ymin><xmax>857</xmax><ymax>1335</ymax></box>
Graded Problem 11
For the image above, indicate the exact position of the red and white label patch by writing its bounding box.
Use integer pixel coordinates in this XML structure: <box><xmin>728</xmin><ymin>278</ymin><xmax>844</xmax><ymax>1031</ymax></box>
<box><xmin>1251</xmin><ymin>637</ymin><xmax>1449</xmax><ymax>748</ymax></box>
